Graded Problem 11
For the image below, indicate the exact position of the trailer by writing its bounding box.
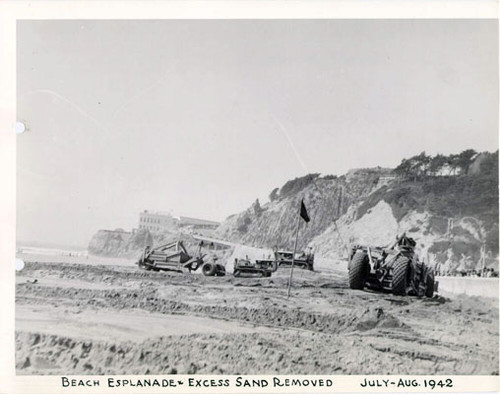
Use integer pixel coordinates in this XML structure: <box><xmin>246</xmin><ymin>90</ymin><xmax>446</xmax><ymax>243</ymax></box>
<box><xmin>136</xmin><ymin>240</ymin><xmax>226</xmax><ymax>276</ymax></box>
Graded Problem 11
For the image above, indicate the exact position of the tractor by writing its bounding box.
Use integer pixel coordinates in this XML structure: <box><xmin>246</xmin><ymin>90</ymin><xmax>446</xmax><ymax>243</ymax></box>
<box><xmin>233</xmin><ymin>257</ymin><xmax>277</xmax><ymax>277</ymax></box>
<box><xmin>348</xmin><ymin>233</ymin><xmax>436</xmax><ymax>297</ymax></box>
<box><xmin>232</xmin><ymin>247</ymin><xmax>314</xmax><ymax>277</ymax></box>
<box><xmin>274</xmin><ymin>248</ymin><xmax>314</xmax><ymax>271</ymax></box>
<box><xmin>136</xmin><ymin>240</ymin><xmax>226</xmax><ymax>276</ymax></box>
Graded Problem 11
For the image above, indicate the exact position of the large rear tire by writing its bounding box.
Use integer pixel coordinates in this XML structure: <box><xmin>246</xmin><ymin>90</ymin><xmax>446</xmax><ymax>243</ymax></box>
<box><xmin>392</xmin><ymin>256</ymin><xmax>410</xmax><ymax>296</ymax></box>
<box><xmin>349</xmin><ymin>251</ymin><xmax>369</xmax><ymax>290</ymax></box>
<box><xmin>202</xmin><ymin>263</ymin><xmax>216</xmax><ymax>276</ymax></box>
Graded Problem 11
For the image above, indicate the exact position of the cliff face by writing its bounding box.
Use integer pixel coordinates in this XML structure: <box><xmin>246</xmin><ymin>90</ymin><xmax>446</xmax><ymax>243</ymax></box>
<box><xmin>216</xmin><ymin>169</ymin><xmax>392</xmax><ymax>251</ymax></box>
<box><xmin>87</xmin><ymin>228</ymin><xmax>201</xmax><ymax>258</ymax></box>
<box><xmin>310</xmin><ymin>199</ymin><xmax>498</xmax><ymax>274</ymax></box>
<box><xmin>88</xmin><ymin>151</ymin><xmax>498</xmax><ymax>273</ymax></box>
<box><xmin>217</xmin><ymin>153</ymin><xmax>499</xmax><ymax>273</ymax></box>
<box><xmin>88</xmin><ymin>229</ymin><xmax>154</xmax><ymax>258</ymax></box>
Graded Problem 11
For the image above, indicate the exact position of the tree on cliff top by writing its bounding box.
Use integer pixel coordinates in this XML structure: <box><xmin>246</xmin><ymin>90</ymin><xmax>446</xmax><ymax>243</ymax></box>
<box><xmin>394</xmin><ymin>152</ymin><xmax>430</xmax><ymax>180</ymax></box>
<box><xmin>394</xmin><ymin>149</ymin><xmax>479</xmax><ymax>180</ymax></box>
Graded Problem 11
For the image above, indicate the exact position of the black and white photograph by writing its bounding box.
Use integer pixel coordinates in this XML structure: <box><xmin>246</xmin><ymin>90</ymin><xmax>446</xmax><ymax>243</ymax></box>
<box><xmin>14</xmin><ymin>18</ymin><xmax>498</xmax><ymax>378</ymax></box>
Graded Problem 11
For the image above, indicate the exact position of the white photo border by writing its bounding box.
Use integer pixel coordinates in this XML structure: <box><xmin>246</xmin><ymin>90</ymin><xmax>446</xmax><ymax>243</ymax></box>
<box><xmin>1</xmin><ymin>1</ymin><xmax>498</xmax><ymax>393</ymax></box>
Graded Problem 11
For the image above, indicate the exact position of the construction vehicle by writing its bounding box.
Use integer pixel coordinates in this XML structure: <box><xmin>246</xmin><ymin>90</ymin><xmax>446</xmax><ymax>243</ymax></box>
<box><xmin>274</xmin><ymin>248</ymin><xmax>315</xmax><ymax>271</ymax></box>
<box><xmin>232</xmin><ymin>247</ymin><xmax>314</xmax><ymax>277</ymax></box>
<box><xmin>137</xmin><ymin>240</ymin><xmax>226</xmax><ymax>276</ymax></box>
<box><xmin>348</xmin><ymin>233</ymin><xmax>437</xmax><ymax>297</ymax></box>
<box><xmin>233</xmin><ymin>257</ymin><xmax>277</xmax><ymax>277</ymax></box>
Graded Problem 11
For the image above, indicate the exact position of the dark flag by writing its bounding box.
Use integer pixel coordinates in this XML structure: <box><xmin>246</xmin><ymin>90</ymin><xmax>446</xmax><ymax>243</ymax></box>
<box><xmin>300</xmin><ymin>199</ymin><xmax>310</xmax><ymax>223</ymax></box>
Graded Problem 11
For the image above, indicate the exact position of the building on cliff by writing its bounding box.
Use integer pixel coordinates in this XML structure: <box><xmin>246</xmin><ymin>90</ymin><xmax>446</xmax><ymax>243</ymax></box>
<box><xmin>138</xmin><ymin>210</ymin><xmax>178</xmax><ymax>232</ymax></box>
<box><xmin>138</xmin><ymin>210</ymin><xmax>220</xmax><ymax>233</ymax></box>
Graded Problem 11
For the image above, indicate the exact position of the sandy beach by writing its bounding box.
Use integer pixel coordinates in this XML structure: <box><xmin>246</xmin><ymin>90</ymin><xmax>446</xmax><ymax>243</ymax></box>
<box><xmin>15</xmin><ymin>255</ymin><xmax>498</xmax><ymax>375</ymax></box>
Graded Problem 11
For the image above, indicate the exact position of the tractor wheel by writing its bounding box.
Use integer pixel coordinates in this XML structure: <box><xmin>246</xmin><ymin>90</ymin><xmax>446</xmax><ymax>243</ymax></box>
<box><xmin>233</xmin><ymin>270</ymin><xmax>241</xmax><ymax>277</ymax></box>
<box><xmin>392</xmin><ymin>256</ymin><xmax>410</xmax><ymax>296</ymax></box>
<box><xmin>425</xmin><ymin>273</ymin><xmax>435</xmax><ymax>298</ymax></box>
<box><xmin>215</xmin><ymin>264</ymin><xmax>226</xmax><ymax>276</ymax></box>
<box><xmin>202</xmin><ymin>263</ymin><xmax>216</xmax><ymax>276</ymax></box>
<box><xmin>349</xmin><ymin>251</ymin><xmax>369</xmax><ymax>290</ymax></box>
<box><xmin>138</xmin><ymin>260</ymin><xmax>151</xmax><ymax>271</ymax></box>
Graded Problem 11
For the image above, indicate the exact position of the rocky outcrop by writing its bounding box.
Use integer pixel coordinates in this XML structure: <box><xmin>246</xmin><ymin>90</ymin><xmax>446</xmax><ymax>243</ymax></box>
<box><xmin>88</xmin><ymin>151</ymin><xmax>498</xmax><ymax>273</ymax></box>
<box><xmin>216</xmin><ymin>169</ymin><xmax>391</xmax><ymax>251</ymax></box>
<box><xmin>217</xmin><ymin>153</ymin><xmax>499</xmax><ymax>273</ymax></box>
<box><xmin>88</xmin><ymin>229</ymin><xmax>153</xmax><ymax>258</ymax></box>
<box><xmin>87</xmin><ymin>228</ymin><xmax>200</xmax><ymax>258</ymax></box>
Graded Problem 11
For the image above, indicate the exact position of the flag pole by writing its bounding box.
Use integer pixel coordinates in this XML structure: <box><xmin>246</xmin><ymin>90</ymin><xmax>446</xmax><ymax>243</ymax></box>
<box><xmin>287</xmin><ymin>206</ymin><xmax>302</xmax><ymax>298</ymax></box>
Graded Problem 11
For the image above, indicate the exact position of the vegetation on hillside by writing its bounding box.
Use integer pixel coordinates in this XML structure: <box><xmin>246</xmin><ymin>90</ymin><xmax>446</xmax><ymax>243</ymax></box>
<box><xmin>393</xmin><ymin>149</ymin><xmax>479</xmax><ymax>179</ymax></box>
<box><xmin>218</xmin><ymin>148</ymin><xmax>498</xmax><ymax>273</ymax></box>
<box><xmin>358</xmin><ymin>150</ymin><xmax>498</xmax><ymax>254</ymax></box>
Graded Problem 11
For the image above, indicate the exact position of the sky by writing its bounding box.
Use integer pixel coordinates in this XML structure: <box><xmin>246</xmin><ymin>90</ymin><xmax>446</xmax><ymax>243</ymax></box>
<box><xmin>17</xmin><ymin>19</ymin><xmax>498</xmax><ymax>247</ymax></box>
